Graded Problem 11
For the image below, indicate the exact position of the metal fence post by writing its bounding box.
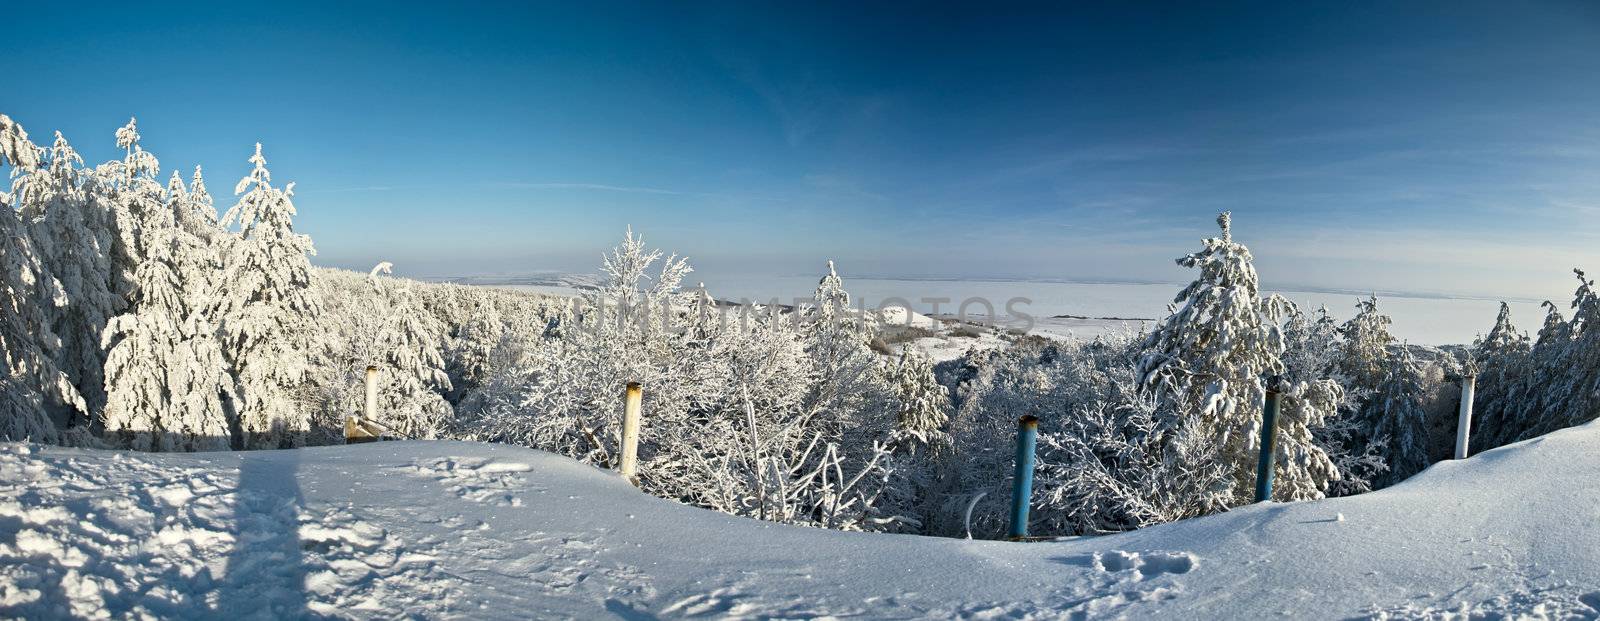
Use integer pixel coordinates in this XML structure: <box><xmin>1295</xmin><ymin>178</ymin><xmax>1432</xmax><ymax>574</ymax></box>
<box><xmin>1255</xmin><ymin>379</ymin><xmax>1283</xmax><ymax>503</ymax></box>
<box><xmin>1455</xmin><ymin>374</ymin><xmax>1476</xmax><ymax>459</ymax></box>
<box><xmin>1008</xmin><ymin>415</ymin><xmax>1039</xmax><ymax>539</ymax></box>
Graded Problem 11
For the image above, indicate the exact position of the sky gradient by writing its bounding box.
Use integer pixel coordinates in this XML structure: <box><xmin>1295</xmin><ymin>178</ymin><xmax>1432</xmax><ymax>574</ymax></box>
<box><xmin>5</xmin><ymin>1</ymin><xmax>1599</xmax><ymax>300</ymax></box>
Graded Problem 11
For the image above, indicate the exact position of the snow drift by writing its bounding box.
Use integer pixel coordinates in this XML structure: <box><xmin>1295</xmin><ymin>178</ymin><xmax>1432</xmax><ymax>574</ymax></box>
<box><xmin>4</xmin><ymin>420</ymin><xmax>1599</xmax><ymax>619</ymax></box>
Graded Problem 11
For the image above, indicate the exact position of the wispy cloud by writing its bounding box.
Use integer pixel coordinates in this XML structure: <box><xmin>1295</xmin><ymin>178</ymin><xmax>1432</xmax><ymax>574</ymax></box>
<box><xmin>490</xmin><ymin>181</ymin><xmax>795</xmax><ymax>205</ymax></box>
<box><xmin>303</xmin><ymin>185</ymin><xmax>404</xmax><ymax>193</ymax></box>
<box><xmin>490</xmin><ymin>182</ymin><xmax>687</xmax><ymax>195</ymax></box>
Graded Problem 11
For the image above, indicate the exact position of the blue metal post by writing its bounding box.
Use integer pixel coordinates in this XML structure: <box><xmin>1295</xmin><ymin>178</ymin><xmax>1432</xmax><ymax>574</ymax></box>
<box><xmin>1008</xmin><ymin>415</ymin><xmax>1039</xmax><ymax>539</ymax></box>
<box><xmin>1254</xmin><ymin>381</ymin><xmax>1283</xmax><ymax>503</ymax></box>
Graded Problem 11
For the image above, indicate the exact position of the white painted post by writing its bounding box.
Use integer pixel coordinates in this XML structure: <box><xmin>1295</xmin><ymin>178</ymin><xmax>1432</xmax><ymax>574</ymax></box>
<box><xmin>364</xmin><ymin>365</ymin><xmax>379</xmax><ymax>422</ymax></box>
<box><xmin>1455</xmin><ymin>374</ymin><xmax>1476</xmax><ymax>460</ymax></box>
<box><xmin>620</xmin><ymin>382</ymin><xmax>643</xmax><ymax>484</ymax></box>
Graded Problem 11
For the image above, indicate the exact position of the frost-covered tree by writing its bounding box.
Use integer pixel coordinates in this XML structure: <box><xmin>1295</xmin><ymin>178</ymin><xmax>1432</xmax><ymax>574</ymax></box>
<box><xmin>0</xmin><ymin>114</ymin><xmax>84</xmax><ymax>442</ymax></box>
<box><xmin>803</xmin><ymin>261</ymin><xmax>883</xmax><ymax>423</ymax></box>
<box><xmin>1281</xmin><ymin>305</ymin><xmax>1383</xmax><ymax>496</ymax></box>
<box><xmin>1339</xmin><ymin>295</ymin><xmax>1393</xmax><ymax>392</ymax></box>
<box><xmin>0</xmin><ymin>115</ymin><xmax>38</xmax><ymax>169</ymax></box>
<box><xmin>1369</xmin><ymin>345</ymin><xmax>1432</xmax><ymax>485</ymax></box>
<box><xmin>886</xmin><ymin>347</ymin><xmax>949</xmax><ymax>450</ymax></box>
<box><xmin>12</xmin><ymin>131</ymin><xmax>121</xmax><ymax>423</ymax></box>
<box><xmin>97</xmin><ymin>118</ymin><xmax>164</xmax><ymax>287</ymax></box>
<box><xmin>361</xmin><ymin>263</ymin><xmax>452</xmax><ymax>437</ymax></box>
<box><xmin>461</xmin><ymin>231</ymin><xmax>910</xmax><ymax>532</ymax></box>
<box><xmin>101</xmin><ymin>176</ymin><xmax>232</xmax><ymax>451</ymax></box>
<box><xmin>219</xmin><ymin>144</ymin><xmax>321</xmax><ymax>448</ymax></box>
<box><xmin>1468</xmin><ymin>302</ymin><xmax>1530</xmax><ymax>450</ymax></box>
<box><xmin>1519</xmin><ymin>270</ymin><xmax>1600</xmax><ymax>442</ymax></box>
<box><xmin>1137</xmin><ymin>212</ymin><xmax>1337</xmax><ymax>510</ymax></box>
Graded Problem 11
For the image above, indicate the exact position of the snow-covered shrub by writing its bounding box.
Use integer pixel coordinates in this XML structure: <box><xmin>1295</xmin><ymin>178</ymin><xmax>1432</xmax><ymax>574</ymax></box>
<box><xmin>461</xmin><ymin>234</ymin><xmax>912</xmax><ymax>531</ymax></box>
<box><xmin>933</xmin><ymin>333</ymin><xmax>1212</xmax><ymax>537</ymax></box>
<box><xmin>1282</xmin><ymin>305</ymin><xmax>1386</xmax><ymax>496</ymax></box>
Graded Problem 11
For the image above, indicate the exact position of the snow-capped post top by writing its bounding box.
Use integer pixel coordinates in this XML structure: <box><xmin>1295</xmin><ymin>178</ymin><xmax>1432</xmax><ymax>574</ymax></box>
<box><xmin>1263</xmin><ymin>374</ymin><xmax>1285</xmax><ymax>394</ymax></box>
<box><xmin>1217</xmin><ymin>211</ymin><xmax>1232</xmax><ymax>243</ymax></box>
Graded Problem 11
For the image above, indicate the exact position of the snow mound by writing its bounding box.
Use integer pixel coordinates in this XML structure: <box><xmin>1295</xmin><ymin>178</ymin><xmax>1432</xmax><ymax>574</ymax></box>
<box><xmin>4</xmin><ymin>422</ymin><xmax>1600</xmax><ymax>619</ymax></box>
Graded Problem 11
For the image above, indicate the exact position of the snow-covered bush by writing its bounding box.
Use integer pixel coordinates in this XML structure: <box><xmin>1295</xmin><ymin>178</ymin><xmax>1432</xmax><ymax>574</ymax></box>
<box><xmin>460</xmin><ymin>235</ymin><xmax>913</xmax><ymax>531</ymax></box>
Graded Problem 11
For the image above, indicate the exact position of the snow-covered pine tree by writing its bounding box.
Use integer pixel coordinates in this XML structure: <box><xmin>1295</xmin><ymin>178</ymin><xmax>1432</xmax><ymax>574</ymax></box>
<box><xmin>803</xmin><ymin>260</ymin><xmax>883</xmax><ymax>421</ymax></box>
<box><xmin>1468</xmin><ymin>302</ymin><xmax>1531</xmax><ymax>450</ymax></box>
<box><xmin>1137</xmin><ymin>212</ymin><xmax>1337</xmax><ymax>511</ymax></box>
<box><xmin>219</xmin><ymin>144</ymin><xmax>321</xmax><ymax>449</ymax></box>
<box><xmin>0</xmin><ymin>114</ymin><xmax>84</xmax><ymax>442</ymax></box>
<box><xmin>100</xmin><ymin>117</ymin><xmax>164</xmax><ymax>282</ymax></box>
<box><xmin>101</xmin><ymin>175</ymin><xmax>232</xmax><ymax>451</ymax></box>
<box><xmin>1369</xmin><ymin>345</ymin><xmax>1432</xmax><ymax>485</ymax></box>
<box><xmin>1472</xmin><ymin>299</ymin><xmax>1571</xmax><ymax>450</ymax></box>
<box><xmin>1339</xmin><ymin>295</ymin><xmax>1394</xmax><ymax>392</ymax></box>
<box><xmin>1520</xmin><ymin>270</ymin><xmax>1600</xmax><ymax>443</ymax></box>
<box><xmin>886</xmin><ymin>347</ymin><xmax>950</xmax><ymax>451</ymax></box>
<box><xmin>0</xmin><ymin>115</ymin><xmax>37</xmax><ymax>169</ymax></box>
<box><xmin>13</xmin><ymin>132</ymin><xmax>121</xmax><ymax>424</ymax></box>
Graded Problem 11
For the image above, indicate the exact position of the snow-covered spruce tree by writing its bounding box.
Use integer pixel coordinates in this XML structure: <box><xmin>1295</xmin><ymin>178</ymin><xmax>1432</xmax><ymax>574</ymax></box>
<box><xmin>1515</xmin><ymin>270</ymin><xmax>1600</xmax><ymax>445</ymax></box>
<box><xmin>1465</xmin><ymin>300</ymin><xmax>1567</xmax><ymax>450</ymax></box>
<box><xmin>1339</xmin><ymin>295</ymin><xmax>1393</xmax><ymax>393</ymax></box>
<box><xmin>13</xmin><ymin>131</ymin><xmax>121</xmax><ymax>425</ymax></box>
<box><xmin>1369</xmin><ymin>345</ymin><xmax>1432</xmax><ymax>485</ymax></box>
<box><xmin>0</xmin><ymin>114</ymin><xmax>84</xmax><ymax>442</ymax></box>
<box><xmin>219</xmin><ymin>144</ymin><xmax>321</xmax><ymax>449</ymax></box>
<box><xmin>1467</xmin><ymin>302</ymin><xmax>1531</xmax><ymax>451</ymax></box>
<box><xmin>1136</xmin><ymin>212</ymin><xmax>1339</xmax><ymax>511</ymax></box>
<box><xmin>886</xmin><ymin>347</ymin><xmax>950</xmax><ymax>451</ymax></box>
<box><xmin>97</xmin><ymin>118</ymin><xmax>165</xmax><ymax>293</ymax></box>
<box><xmin>802</xmin><ymin>260</ymin><xmax>885</xmax><ymax>424</ymax></box>
<box><xmin>101</xmin><ymin>175</ymin><xmax>232</xmax><ymax>451</ymax></box>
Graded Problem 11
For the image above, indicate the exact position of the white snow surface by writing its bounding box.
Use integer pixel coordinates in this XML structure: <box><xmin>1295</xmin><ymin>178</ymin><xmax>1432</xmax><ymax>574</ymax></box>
<box><xmin>4</xmin><ymin>423</ymin><xmax>1599</xmax><ymax>619</ymax></box>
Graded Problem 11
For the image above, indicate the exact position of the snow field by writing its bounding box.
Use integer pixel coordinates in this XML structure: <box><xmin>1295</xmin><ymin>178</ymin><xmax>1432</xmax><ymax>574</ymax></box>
<box><xmin>5</xmin><ymin>419</ymin><xmax>1600</xmax><ymax>619</ymax></box>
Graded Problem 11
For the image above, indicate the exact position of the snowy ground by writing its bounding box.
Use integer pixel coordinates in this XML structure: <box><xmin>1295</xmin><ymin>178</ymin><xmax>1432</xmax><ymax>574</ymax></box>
<box><xmin>5</xmin><ymin>422</ymin><xmax>1599</xmax><ymax>619</ymax></box>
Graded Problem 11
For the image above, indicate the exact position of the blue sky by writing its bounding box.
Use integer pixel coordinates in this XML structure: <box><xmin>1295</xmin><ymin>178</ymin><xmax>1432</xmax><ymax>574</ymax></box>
<box><xmin>5</xmin><ymin>2</ymin><xmax>1599</xmax><ymax>299</ymax></box>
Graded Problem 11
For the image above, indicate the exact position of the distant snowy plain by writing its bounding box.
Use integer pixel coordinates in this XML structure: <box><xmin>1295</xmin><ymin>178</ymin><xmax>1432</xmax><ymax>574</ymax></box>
<box><xmin>490</xmin><ymin>275</ymin><xmax>1545</xmax><ymax>346</ymax></box>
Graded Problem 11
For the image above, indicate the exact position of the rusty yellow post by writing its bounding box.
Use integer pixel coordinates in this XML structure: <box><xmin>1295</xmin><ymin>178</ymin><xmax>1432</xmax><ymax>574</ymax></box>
<box><xmin>620</xmin><ymin>382</ymin><xmax>643</xmax><ymax>484</ymax></box>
